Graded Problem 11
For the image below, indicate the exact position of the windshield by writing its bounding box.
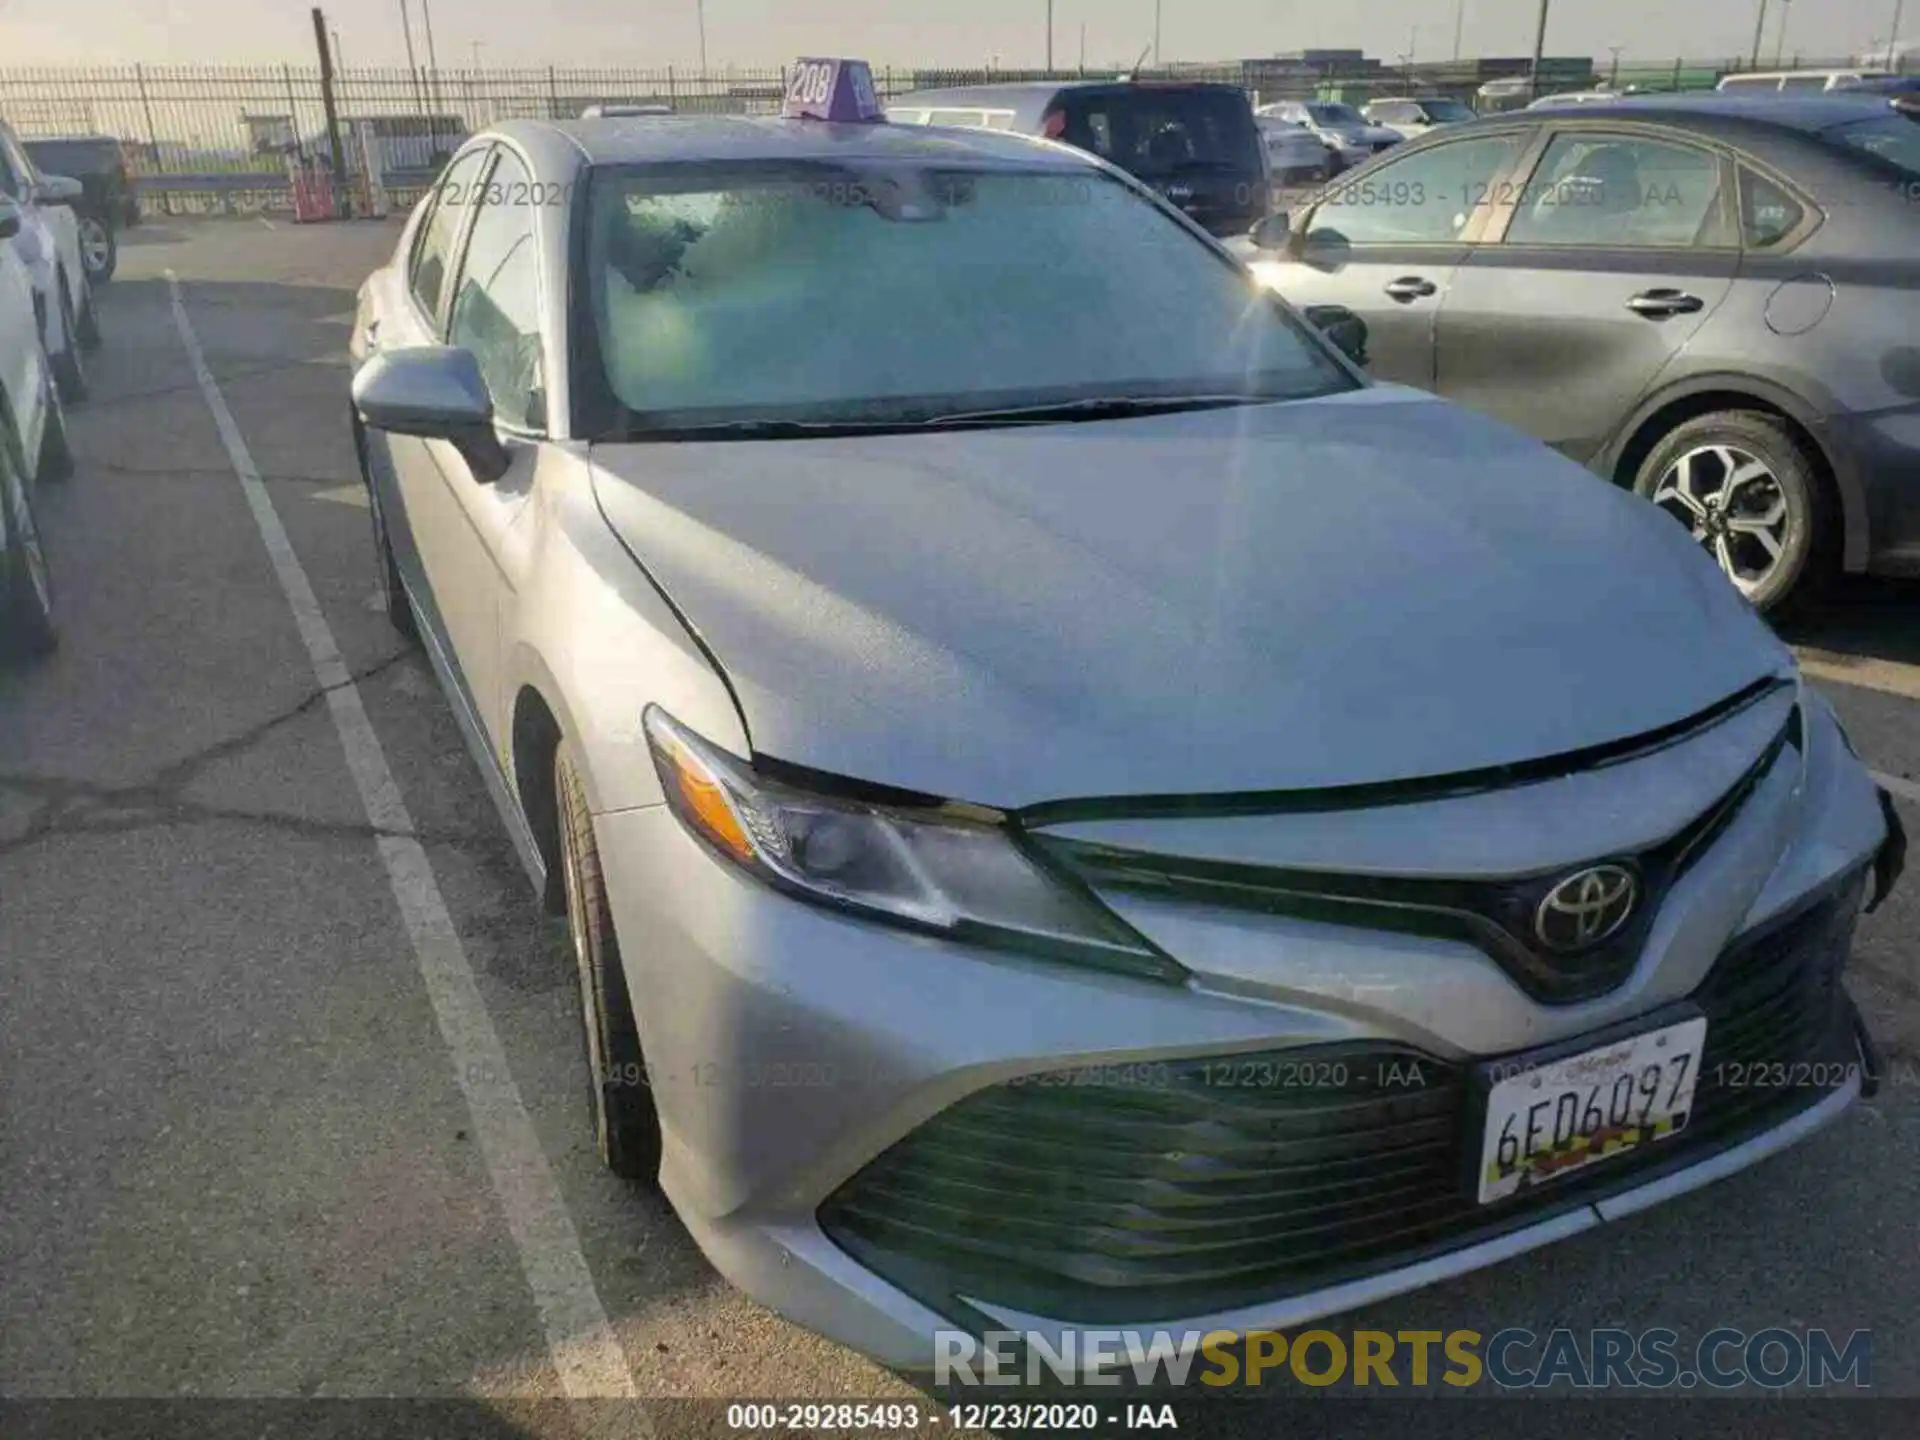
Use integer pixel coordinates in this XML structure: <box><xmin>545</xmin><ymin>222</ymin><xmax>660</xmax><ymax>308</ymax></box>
<box><xmin>1307</xmin><ymin>103</ymin><xmax>1365</xmax><ymax>127</ymax></box>
<box><xmin>1422</xmin><ymin>100</ymin><xmax>1480</xmax><ymax>122</ymax></box>
<box><xmin>576</xmin><ymin>162</ymin><xmax>1353</xmax><ymax>438</ymax></box>
<box><xmin>1057</xmin><ymin>89</ymin><xmax>1263</xmax><ymax>176</ymax></box>
<box><xmin>1828</xmin><ymin>113</ymin><xmax>1920</xmax><ymax>178</ymax></box>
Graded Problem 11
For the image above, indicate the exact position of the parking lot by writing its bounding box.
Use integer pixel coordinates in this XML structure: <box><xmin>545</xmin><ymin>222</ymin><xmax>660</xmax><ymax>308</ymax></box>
<box><xmin>3</xmin><ymin>215</ymin><xmax>1919</xmax><ymax>1417</ymax></box>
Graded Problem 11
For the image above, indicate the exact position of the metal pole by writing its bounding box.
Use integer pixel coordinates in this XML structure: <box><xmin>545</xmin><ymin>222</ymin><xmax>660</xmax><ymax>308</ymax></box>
<box><xmin>1453</xmin><ymin>0</ymin><xmax>1466</xmax><ymax>61</ymax></box>
<box><xmin>313</xmin><ymin>7</ymin><xmax>348</xmax><ymax>216</ymax></box>
<box><xmin>697</xmin><ymin>0</ymin><xmax>708</xmax><ymax>72</ymax></box>
<box><xmin>1892</xmin><ymin>0</ymin><xmax>1907</xmax><ymax>68</ymax></box>
<box><xmin>1609</xmin><ymin>46</ymin><xmax>1622</xmax><ymax>87</ymax></box>
<box><xmin>1529</xmin><ymin>0</ymin><xmax>1550</xmax><ymax>98</ymax></box>
<box><xmin>399</xmin><ymin>0</ymin><xmax>427</xmax><ymax>116</ymax></box>
<box><xmin>1153</xmin><ymin>0</ymin><xmax>1160</xmax><ymax>67</ymax></box>
<box><xmin>1046</xmin><ymin>0</ymin><xmax>1053</xmax><ymax>69</ymax></box>
<box><xmin>1774</xmin><ymin>0</ymin><xmax>1792</xmax><ymax>66</ymax></box>
<box><xmin>420</xmin><ymin>0</ymin><xmax>442</xmax><ymax>112</ymax></box>
<box><xmin>1079</xmin><ymin>22</ymin><xmax>1086</xmax><ymax>74</ymax></box>
<box><xmin>1750</xmin><ymin>0</ymin><xmax>1769</xmax><ymax>68</ymax></box>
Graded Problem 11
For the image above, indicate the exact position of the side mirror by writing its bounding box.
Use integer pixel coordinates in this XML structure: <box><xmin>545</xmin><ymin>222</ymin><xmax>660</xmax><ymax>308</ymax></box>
<box><xmin>1249</xmin><ymin>211</ymin><xmax>1292</xmax><ymax>251</ymax></box>
<box><xmin>34</xmin><ymin>174</ymin><xmax>85</xmax><ymax>206</ymax></box>
<box><xmin>1303</xmin><ymin>304</ymin><xmax>1370</xmax><ymax>368</ymax></box>
<box><xmin>352</xmin><ymin>346</ymin><xmax>511</xmax><ymax>483</ymax></box>
<box><xmin>0</xmin><ymin>196</ymin><xmax>21</xmax><ymax>241</ymax></box>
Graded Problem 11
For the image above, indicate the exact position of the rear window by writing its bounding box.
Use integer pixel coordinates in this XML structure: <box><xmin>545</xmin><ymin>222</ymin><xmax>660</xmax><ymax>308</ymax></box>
<box><xmin>1420</xmin><ymin>99</ymin><xmax>1479</xmax><ymax>122</ymax></box>
<box><xmin>20</xmin><ymin>138</ymin><xmax>116</xmax><ymax>175</ymax></box>
<box><xmin>1055</xmin><ymin>88</ymin><xmax>1261</xmax><ymax>175</ymax></box>
<box><xmin>1308</xmin><ymin>103</ymin><xmax>1364</xmax><ymax>126</ymax></box>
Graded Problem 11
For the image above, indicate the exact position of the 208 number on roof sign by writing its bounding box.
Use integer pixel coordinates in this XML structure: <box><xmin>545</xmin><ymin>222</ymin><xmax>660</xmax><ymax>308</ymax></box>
<box><xmin>781</xmin><ymin>57</ymin><xmax>886</xmax><ymax>122</ymax></box>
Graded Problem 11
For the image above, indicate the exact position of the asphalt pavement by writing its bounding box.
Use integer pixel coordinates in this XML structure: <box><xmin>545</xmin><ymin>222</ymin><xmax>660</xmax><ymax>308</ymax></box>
<box><xmin>2</xmin><ymin>217</ymin><xmax>1917</xmax><ymax>1427</ymax></box>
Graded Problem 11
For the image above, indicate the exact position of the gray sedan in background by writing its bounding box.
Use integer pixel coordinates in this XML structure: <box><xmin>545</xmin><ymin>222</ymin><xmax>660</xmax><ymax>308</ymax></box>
<box><xmin>348</xmin><ymin>110</ymin><xmax>1902</xmax><ymax>1371</ymax></box>
<box><xmin>1249</xmin><ymin>94</ymin><xmax>1920</xmax><ymax>612</ymax></box>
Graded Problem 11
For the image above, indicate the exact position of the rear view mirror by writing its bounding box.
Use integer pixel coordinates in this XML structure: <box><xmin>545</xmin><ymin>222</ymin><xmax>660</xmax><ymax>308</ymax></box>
<box><xmin>0</xmin><ymin>196</ymin><xmax>21</xmax><ymax>241</ymax></box>
<box><xmin>352</xmin><ymin>346</ymin><xmax>510</xmax><ymax>483</ymax></box>
<box><xmin>1303</xmin><ymin>304</ymin><xmax>1369</xmax><ymax>368</ymax></box>
<box><xmin>1249</xmin><ymin>211</ymin><xmax>1292</xmax><ymax>251</ymax></box>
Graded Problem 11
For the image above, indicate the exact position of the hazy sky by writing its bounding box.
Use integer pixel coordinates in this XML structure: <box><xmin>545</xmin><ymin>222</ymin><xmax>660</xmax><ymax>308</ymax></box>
<box><xmin>0</xmin><ymin>0</ymin><xmax>1910</xmax><ymax>70</ymax></box>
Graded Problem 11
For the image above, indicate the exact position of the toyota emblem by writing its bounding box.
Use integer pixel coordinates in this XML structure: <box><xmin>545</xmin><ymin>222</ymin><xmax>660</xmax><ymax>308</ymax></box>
<box><xmin>1534</xmin><ymin>865</ymin><xmax>1639</xmax><ymax>953</ymax></box>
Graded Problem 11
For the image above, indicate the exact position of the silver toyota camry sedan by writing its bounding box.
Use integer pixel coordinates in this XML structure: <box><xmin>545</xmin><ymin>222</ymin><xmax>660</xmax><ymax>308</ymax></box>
<box><xmin>349</xmin><ymin>66</ymin><xmax>1906</xmax><ymax>1372</ymax></box>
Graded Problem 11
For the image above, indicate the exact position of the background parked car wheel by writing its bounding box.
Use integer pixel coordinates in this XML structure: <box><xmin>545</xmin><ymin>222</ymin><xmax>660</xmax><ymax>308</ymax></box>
<box><xmin>51</xmin><ymin>284</ymin><xmax>89</xmax><ymax>403</ymax></box>
<box><xmin>1</xmin><ymin>452</ymin><xmax>57</xmax><ymax>662</ymax></box>
<box><xmin>77</xmin><ymin>212</ymin><xmax>118</xmax><ymax>285</ymax></box>
<box><xmin>556</xmin><ymin>740</ymin><xmax>662</xmax><ymax>1184</ymax></box>
<box><xmin>1633</xmin><ymin>410</ymin><xmax>1831</xmax><ymax>616</ymax></box>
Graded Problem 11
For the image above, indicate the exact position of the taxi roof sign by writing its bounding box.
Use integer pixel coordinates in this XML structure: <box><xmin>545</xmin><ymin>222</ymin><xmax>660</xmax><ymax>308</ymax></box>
<box><xmin>781</xmin><ymin>58</ymin><xmax>886</xmax><ymax>123</ymax></box>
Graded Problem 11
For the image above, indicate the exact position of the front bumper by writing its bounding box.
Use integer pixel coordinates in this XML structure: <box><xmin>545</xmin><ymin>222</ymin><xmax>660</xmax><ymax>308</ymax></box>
<box><xmin>1825</xmin><ymin>404</ymin><xmax>1920</xmax><ymax>576</ymax></box>
<box><xmin>591</xmin><ymin>696</ymin><xmax>1894</xmax><ymax>1372</ymax></box>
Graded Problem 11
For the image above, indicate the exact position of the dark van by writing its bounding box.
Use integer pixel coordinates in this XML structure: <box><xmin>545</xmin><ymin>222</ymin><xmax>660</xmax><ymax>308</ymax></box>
<box><xmin>886</xmin><ymin>80</ymin><xmax>1270</xmax><ymax>237</ymax></box>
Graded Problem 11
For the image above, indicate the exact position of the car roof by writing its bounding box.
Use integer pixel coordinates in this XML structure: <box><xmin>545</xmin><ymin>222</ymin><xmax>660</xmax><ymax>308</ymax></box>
<box><xmin>487</xmin><ymin>114</ymin><xmax>1095</xmax><ymax>171</ymax></box>
<box><xmin>1510</xmin><ymin>92</ymin><xmax>1907</xmax><ymax>132</ymax></box>
<box><xmin>891</xmin><ymin>79</ymin><xmax>1247</xmax><ymax>108</ymax></box>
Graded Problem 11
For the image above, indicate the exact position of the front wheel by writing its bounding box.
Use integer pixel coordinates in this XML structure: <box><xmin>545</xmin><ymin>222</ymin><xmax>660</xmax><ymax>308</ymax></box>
<box><xmin>1633</xmin><ymin>410</ymin><xmax>1831</xmax><ymax>616</ymax></box>
<box><xmin>50</xmin><ymin>283</ymin><xmax>89</xmax><ymax>403</ymax></box>
<box><xmin>556</xmin><ymin>740</ymin><xmax>662</xmax><ymax>1184</ymax></box>
<box><xmin>1</xmin><ymin>457</ymin><xmax>57</xmax><ymax>662</ymax></box>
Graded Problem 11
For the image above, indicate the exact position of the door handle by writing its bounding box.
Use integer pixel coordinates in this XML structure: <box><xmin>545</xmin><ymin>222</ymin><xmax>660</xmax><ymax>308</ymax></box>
<box><xmin>1627</xmin><ymin>289</ymin><xmax>1705</xmax><ymax>318</ymax></box>
<box><xmin>1384</xmin><ymin>276</ymin><xmax>1438</xmax><ymax>302</ymax></box>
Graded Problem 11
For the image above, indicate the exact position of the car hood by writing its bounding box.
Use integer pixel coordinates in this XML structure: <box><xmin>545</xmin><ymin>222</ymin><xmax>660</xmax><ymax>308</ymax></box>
<box><xmin>587</xmin><ymin>388</ymin><xmax>1791</xmax><ymax>811</ymax></box>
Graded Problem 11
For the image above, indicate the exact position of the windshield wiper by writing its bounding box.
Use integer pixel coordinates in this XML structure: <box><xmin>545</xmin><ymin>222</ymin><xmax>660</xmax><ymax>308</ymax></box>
<box><xmin>615</xmin><ymin>418</ymin><xmax>921</xmax><ymax>441</ymax></box>
<box><xmin>924</xmin><ymin>395</ymin><xmax>1271</xmax><ymax>427</ymax></box>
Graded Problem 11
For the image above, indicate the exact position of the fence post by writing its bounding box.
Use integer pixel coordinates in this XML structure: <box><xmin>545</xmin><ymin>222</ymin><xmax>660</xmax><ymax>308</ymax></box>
<box><xmin>134</xmin><ymin>62</ymin><xmax>168</xmax><ymax>216</ymax></box>
<box><xmin>313</xmin><ymin>7</ymin><xmax>348</xmax><ymax>217</ymax></box>
<box><xmin>668</xmin><ymin>65</ymin><xmax>676</xmax><ymax>107</ymax></box>
<box><xmin>548</xmin><ymin>65</ymin><xmax>559</xmax><ymax>119</ymax></box>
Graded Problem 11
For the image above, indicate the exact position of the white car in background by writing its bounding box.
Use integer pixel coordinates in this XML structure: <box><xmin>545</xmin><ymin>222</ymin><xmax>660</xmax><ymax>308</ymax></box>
<box><xmin>1258</xmin><ymin>100</ymin><xmax>1401</xmax><ymax>172</ymax></box>
<box><xmin>1360</xmin><ymin>95</ymin><xmax>1480</xmax><ymax>140</ymax></box>
<box><xmin>1255</xmin><ymin>114</ymin><xmax>1334</xmax><ymax>185</ymax></box>
<box><xmin>0</xmin><ymin>118</ymin><xmax>102</xmax><ymax>403</ymax></box>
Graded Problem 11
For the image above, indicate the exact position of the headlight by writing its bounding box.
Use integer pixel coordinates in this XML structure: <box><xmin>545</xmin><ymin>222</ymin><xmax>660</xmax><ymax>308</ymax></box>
<box><xmin>644</xmin><ymin>707</ymin><xmax>1182</xmax><ymax>982</ymax></box>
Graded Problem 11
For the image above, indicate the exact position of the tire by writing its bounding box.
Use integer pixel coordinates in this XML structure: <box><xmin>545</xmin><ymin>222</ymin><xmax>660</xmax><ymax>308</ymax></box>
<box><xmin>50</xmin><ymin>282</ymin><xmax>89</xmax><ymax>404</ymax></box>
<box><xmin>77</xmin><ymin>212</ymin><xmax>119</xmax><ymax>285</ymax></box>
<box><xmin>354</xmin><ymin>415</ymin><xmax>417</xmax><ymax>641</ymax></box>
<box><xmin>75</xmin><ymin>284</ymin><xmax>104</xmax><ymax>352</ymax></box>
<box><xmin>1632</xmin><ymin>410</ymin><xmax>1832</xmax><ymax>616</ymax></box>
<box><xmin>35</xmin><ymin>362</ymin><xmax>75</xmax><ymax>483</ymax></box>
<box><xmin>556</xmin><ymin>740</ymin><xmax>662</xmax><ymax>1184</ymax></box>
<box><xmin>1</xmin><ymin>456</ymin><xmax>57</xmax><ymax>663</ymax></box>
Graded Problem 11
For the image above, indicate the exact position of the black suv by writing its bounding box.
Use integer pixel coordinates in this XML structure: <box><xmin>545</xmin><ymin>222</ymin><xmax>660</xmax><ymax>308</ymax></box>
<box><xmin>20</xmin><ymin>135</ymin><xmax>136</xmax><ymax>284</ymax></box>
<box><xmin>887</xmin><ymin>80</ymin><xmax>1271</xmax><ymax>238</ymax></box>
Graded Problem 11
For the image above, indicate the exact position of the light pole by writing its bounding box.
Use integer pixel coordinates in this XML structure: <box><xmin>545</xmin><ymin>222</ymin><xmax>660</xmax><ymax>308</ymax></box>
<box><xmin>1452</xmin><ymin>0</ymin><xmax>1466</xmax><ymax>61</ymax></box>
<box><xmin>398</xmin><ymin>0</ymin><xmax>426</xmax><ymax>118</ymax></box>
<box><xmin>419</xmin><ymin>0</ymin><xmax>442</xmax><ymax>111</ymax></box>
<box><xmin>1528</xmin><ymin>0</ymin><xmax>1550</xmax><ymax>99</ymax></box>
<box><xmin>696</xmin><ymin>0</ymin><xmax>708</xmax><ymax>72</ymax></box>
<box><xmin>1046</xmin><ymin>0</ymin><xmax>1053</xmax><ymax>69</ymax></box>
<box><xmin>1750</xmin><ymin>0</ymin><xmax>1769</xmax><ymax>68</ymax></box>
<box><xmin>1153</xmin><ymin>0</ymin><xmax>1161</xmax><ymax>67</ymax></box>
<box><xmin>1608</xmin><ymin>45</ymin><xmax>1623</xmax><ymax>87</ymax></box>
<box><xmin>1773</xmin><ymin>0</ymin><xmax>1792</xmax><ymax>66</ymax></box>
<box><xmin>1889</xmin><ymin>0</ymin><xmax>1905</xmax><ymax>65</ymax></box>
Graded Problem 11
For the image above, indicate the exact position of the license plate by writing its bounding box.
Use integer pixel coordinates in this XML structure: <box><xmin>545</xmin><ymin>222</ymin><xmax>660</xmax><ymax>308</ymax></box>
<box><xmin>1476</xmin><ymin>1015</ymin><xmax>1708</xmax><ymax>1204</ymax></box>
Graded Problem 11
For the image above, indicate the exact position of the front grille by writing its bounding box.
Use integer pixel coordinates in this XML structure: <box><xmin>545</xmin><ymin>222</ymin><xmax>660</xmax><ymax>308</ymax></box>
<box><xmin>1035</xmin><ymin>709</ymin><xmax>1796</xmax><ymax>1006</ymax></box>
<box><xmin>820</xmin><ymin>877</ymin><xmax>1863</xmax><ymax>1325</ymax></box>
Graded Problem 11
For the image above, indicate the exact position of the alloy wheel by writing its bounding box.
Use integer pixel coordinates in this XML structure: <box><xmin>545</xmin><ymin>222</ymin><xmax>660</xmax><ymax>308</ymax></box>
<box><xmin>1650</xmin><ymin>444</ymin><xmax>1791</xmax><ymax>600</ymax></box>
<box><xmin>78</xmin><ymin>217</ymin><xmax>113</xmax><ymax>278</ymax></box>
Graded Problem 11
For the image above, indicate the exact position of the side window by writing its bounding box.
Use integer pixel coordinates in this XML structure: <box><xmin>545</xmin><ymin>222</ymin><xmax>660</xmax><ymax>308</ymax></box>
<box><xmin>1504</xmin><ymin>134</ymin><xmax>1730</xmax><ymax>247</ymax></box>
<box><xmin>1307</xmin><ymin>133</ymin><xmax>1527</xmax><ymax>245</ymax></box>
<box><xmin>1740</xmin><ymin>168</ymin><xmax>1806</xmax><ymax>248</ymax></box>
<box><xmin>447</xmin><ymin>151</ymin><xmax>545</xmax><ymax>432</ymax></box>
<box><xmin>410</xmin><ymin>146</ymin><xmax>490</xmax><ymax>321</ymax></box>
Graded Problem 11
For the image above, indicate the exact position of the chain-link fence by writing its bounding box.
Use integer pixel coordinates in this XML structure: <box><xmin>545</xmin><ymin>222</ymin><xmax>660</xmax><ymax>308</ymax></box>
<box><xmin>0</xmin><ymin>53</ymin><xmax>1898</xmax><ymax>215</ymax></box>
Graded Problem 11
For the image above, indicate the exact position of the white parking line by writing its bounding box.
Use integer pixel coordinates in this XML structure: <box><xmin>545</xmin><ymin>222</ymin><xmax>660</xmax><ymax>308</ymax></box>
<box><xmin>1795</xmin><ymin>648</ymin><xmax>1920</xmax><ymax>703</ymax></box>
<box><xmin>166</xmin><ymin>273</ymin><xmax>640</xmax><ymax>1404</ymax></box>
